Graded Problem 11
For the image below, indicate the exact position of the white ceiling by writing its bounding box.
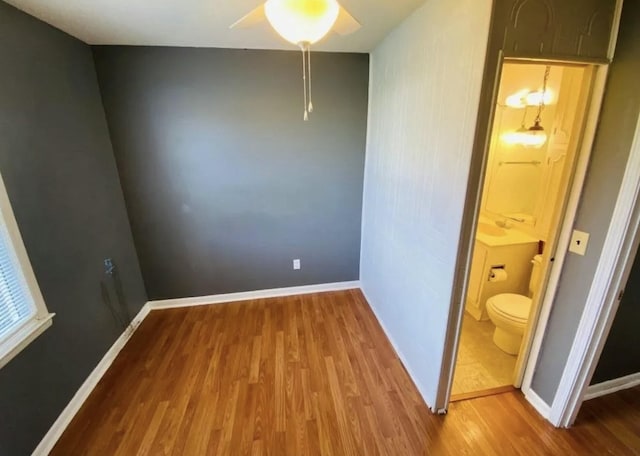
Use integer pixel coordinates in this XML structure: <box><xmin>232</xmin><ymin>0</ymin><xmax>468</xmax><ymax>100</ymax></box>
<box><xmin>5</xmin><ymin>0</ymin><xmax>426</xmax><ymax>52</ymax></box>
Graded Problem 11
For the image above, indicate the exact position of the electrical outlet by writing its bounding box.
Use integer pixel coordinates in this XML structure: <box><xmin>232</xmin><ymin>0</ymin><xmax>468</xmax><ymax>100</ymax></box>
<box><xmin>104</xmin><ymin>258</ymin><xmax>115</xmax><ymax>275</ymax></box>
<box><xmin>569</xmin><ymin>230</ymin><xmax>590</xmax><ymax>256</ymax></box>
<box><xmin>293</xmin><ymin>259</ymin><xmax>301</xmax><ymax>270</ymax></box>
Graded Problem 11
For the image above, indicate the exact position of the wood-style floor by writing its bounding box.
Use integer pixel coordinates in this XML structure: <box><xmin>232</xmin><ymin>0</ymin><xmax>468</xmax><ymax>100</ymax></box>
<box><xmin>52</xmin><ymin>290</ymin><xmax>640</xmax><ymax>455</ymax></box>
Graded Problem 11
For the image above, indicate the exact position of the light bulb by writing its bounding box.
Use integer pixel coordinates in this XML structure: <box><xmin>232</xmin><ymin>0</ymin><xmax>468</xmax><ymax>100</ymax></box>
<box><xmin>264</xmin><ymin>0</ymin><xmax>340</xmax><ymax>45</ymax></box>
<box><xmin>502</xmin><ymin>122</ymin><xmax>547</xmax><ymax>148</ymax></box>
<box><xmin>505</xmin><ymin>89</ymin><xmax>553</xmax><ymax>108</ymax></box>
<box><xmin>502</xmin><ymin>128</ymin><xmax>532</xmax><ymax>146</ymax></box>
<box><xmin>505</xmin><ymin>90</ymin><xmax>530</xmax><ymax>108</ymax></box>
<box><xmin>522</xmin><ymin>120</ymin><xmax>547</xmax><ymax>148</ymax></box>
<box><xmin>525</xmin><ymin>90</ymin><xmax>553</xmax><ymax>106</ymax></box>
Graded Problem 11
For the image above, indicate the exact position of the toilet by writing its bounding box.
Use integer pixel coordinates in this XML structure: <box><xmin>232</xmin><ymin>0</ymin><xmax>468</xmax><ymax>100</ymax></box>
<box><xmin>486</xmin><ymin>255</ymin><xmax>543</xmax><ymax>355</ymax></box>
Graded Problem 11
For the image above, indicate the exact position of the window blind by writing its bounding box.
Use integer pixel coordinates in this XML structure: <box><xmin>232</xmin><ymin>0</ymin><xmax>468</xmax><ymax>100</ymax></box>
<box><xmin>0</xmin><ymin>218</ymin><xmax>35</xmax><ymax>340</ymax></box>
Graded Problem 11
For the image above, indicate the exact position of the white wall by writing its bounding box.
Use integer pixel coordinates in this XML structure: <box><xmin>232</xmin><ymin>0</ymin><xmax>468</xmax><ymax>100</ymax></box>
<box><xmin>360</xmin><ymin>0</ymin><xmax>492</xmax><ymax>408</ymax></box>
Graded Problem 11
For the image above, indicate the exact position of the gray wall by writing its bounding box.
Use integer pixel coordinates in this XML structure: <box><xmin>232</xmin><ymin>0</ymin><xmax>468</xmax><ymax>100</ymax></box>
<box><xmin>92</xmin><ymin>47</ymin><xmax>368</xmax><ymax>300</ymax></box>
<box><xmin>531</xmin><ymin>0</ymin><xmax>640</xmax><ymax>404</ymax></box>
<box><xmin>591</xmin><ymin>247</ymin><xmax>640</xmax><ymax>384</ymax></box>
<box><xmin>0</xmin><ymin>2</ymin><xmax>147</xmax><ymax>454</ymax></box>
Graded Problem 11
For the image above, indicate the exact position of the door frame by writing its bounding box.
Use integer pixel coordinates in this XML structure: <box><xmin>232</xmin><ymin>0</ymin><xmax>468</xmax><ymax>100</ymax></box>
<box><xmin>436</xmin><ymin>56</ymin><xmax>609</xmax><ymax>416</ymax></box>
<box><xmin>519</xmin><ymin>63</ymin><xmax>608</xmax><ymax>416</ymax></box>
<box><xmin>548</xmin><ymin>110</ymin><xmax>640</xmax><ymax>427</ymax></box>
<box><xmin>513</xmin><ymin>63</ymin><xmax>597</xmax><ymax>389</ymax></box>
<box><xmin>436</xmin><ymin>1</ymin><xmax>630</xmax><ymax>424</ymax></box>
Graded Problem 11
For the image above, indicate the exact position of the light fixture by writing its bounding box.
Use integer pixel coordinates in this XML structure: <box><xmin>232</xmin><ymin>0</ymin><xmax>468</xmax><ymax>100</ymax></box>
<box><xmin>502</xmin><ymin>66</ymin><xmax>551</xmax><ymax>149</ymax></box>
<box><xmin>505</xmin><ymin>89</ymin><xmax>530</xmax><ymax>108</ymax></box>
<box><xmin>264</xmin><ymin>0</ymin><xmax>339</xmax><ymax>121</ymax></box>
<box><xmin>264</xmin><ymin>0</ymin><xmax>340</xmax><ymax>46</ymax></box>
<box><xmin>525</xmin><ymin>90</ymin><xmax>553</xmax><ymax>107</ymax></box>
<box><xmin>231</xmin><ymin>1</ymin><xmax>360</xmax><ymax>121</ymax></box>
<box><xmin>523</xmin><ymin>119</ymin><xmax>548</xmax><ymax>148</ymax></box>
<box><xmin>505</xmin><ymin>88</ymin><xmax>553</xmax><ymax>109</ymax></box>
<box><xmin>502</xmin><ymin>125</ymin><xmax>547</xmax><ymax>148</ymax></box>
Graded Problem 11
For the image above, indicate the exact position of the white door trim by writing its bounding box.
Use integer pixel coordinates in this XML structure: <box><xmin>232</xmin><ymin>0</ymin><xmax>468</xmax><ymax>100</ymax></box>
<box><xmin>522</xmin><ymin>1</ymin><xmax>627</xmax><ymax>423</ymax></box>
<box><xmin>519</xmin><ymin>65</ymin><xmax>609</xmax><ymax>409</ymax></box>
<box><xmin>548</xmin><ymin>111</ymin><xmax>640</xmax><ymax>427</ymax></box>
<box><xmin>584</xmin><ymin>372</ymin><xmax>640</xmax><ymax>401</ymax></box>
<box><xmin>439</xmin><ymin>60</ymin><xmax>609</xmax><ymax>419</ymax></box>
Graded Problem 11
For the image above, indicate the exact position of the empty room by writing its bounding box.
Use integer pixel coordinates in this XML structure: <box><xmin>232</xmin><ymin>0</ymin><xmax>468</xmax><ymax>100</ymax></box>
<box><xmin>1</xmin><ymin>0</ymin><xmax>639</xmax><ymax>454</ymax></box>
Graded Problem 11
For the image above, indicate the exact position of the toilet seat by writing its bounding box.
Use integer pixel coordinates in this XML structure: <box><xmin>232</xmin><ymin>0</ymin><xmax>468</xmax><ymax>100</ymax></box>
<box><xmin>486</xmin><ymin>293</ymin><xmax>532</xmax><ymax>355</ymax></box>
<box><xmin>487</xmin><ymin>293</ymin><xmax>531</xmax><ymax>324</ymax></box>
<box><xmin>484</xmin><ymin>254</ymin><xmax>542</xmax><ymax>355</ymax></box>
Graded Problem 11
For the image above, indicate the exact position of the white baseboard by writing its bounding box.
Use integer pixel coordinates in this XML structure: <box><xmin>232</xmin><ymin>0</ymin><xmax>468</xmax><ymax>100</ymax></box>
<box><xmin>147</xmin><ymin>281</ymin><xmax>361</xmax><ymax>310</ymax></box>
<box><xmin>359</xmin><ymin>286</ymin><xmax>433</xmax><ymax>411</ymax></box>
<box><xmin>32</xmin><ymin>303</ymin><xmax>152</xmax><ymax>456</ymax></box>
<box><xmin>584</xmin><ymin>372</ymin><xmax>640</xmax><ymax>400</ymax></box>
<box><xmin>523</xmin><ymin>387</ymin><xmax>552</xmax><ymax>420</ymax></box>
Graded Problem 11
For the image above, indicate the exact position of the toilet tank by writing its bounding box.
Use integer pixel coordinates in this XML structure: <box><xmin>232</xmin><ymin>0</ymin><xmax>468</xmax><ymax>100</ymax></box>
<box><xmin>529</xmin><ymin>254</ymin><xmax>544</xmax><ymax>296</ymax></box>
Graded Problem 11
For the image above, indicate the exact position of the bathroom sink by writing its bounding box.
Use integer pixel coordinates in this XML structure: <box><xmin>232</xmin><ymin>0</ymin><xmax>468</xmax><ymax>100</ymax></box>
<box><xmin>478</xmin><ymin>222</ymin><xmax>507</xmax><ymax>237</ymax></box>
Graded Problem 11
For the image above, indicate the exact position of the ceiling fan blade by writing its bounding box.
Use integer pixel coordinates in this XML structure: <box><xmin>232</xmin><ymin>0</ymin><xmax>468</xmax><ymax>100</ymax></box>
<box><xmin>229</xmin><ymin>4</ymin><xmax>266</xmax><ymax>29</ymax></box>
<box><xmin>333</xmin><ymin>6</ymin><xmax>361</xmax><ymax>36</ymax></box>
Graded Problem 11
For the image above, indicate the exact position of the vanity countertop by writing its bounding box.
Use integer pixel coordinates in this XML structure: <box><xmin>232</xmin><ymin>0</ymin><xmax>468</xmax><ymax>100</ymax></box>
<box><xmin>475</xmin><ymin>219</ymin><xmax>539</xmax><ymax>247</ymax></box>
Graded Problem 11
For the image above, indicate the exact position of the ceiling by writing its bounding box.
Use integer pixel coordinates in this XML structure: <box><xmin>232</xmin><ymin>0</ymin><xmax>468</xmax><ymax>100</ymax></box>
<box><xmin>5</xmin><ymin>0</ymin><xmax>426</xmax><ymax>52</ymax></box>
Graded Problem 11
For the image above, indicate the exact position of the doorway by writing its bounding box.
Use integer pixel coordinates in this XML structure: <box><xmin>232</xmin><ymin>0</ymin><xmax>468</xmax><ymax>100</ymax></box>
<box><xmin>450</xmin><ymin>60</ymin><xmax>596</xmax><ymax>401</ymax></box>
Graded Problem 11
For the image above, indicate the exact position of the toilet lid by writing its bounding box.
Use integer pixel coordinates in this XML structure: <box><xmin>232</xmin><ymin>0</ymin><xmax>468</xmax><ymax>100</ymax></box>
<box><xmin>489</xmin><ymin>294</ymin><xmax>532</xmax><ymax>321</ymax></box>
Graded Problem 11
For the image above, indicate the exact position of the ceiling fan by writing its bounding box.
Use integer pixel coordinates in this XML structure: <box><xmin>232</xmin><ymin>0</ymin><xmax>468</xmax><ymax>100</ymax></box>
<box><xmin>230</xmin><ymin>0</ymin><xmax>362</xmax><ymax>120</ymax></box>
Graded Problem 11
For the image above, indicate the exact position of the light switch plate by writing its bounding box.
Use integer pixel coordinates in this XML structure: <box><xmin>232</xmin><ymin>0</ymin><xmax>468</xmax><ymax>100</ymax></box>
<box><xmin>569</xmin><ymin>230</ymin><xmax>590</xmax><ymax>256</ymax></box>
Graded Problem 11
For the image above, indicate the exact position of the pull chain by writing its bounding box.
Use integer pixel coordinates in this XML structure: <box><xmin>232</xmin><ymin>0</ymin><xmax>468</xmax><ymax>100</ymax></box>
<box><xmin>307</xmin><ymin>43</ymin><xmax>313</xmax><ymax>113</ymax></box>
<box><xmin>299</xmin><ymin>42</ymin><xmax>314</xmax><ymax>121</ymax></box>
<box><xmin>520</xmin><ymin>105</ymin><xmax>529</xmax><ymax>128</ymax></box>
<box><xmin>301</xmin><ymin>44</ymin><xmax>308</xmax><ymax>121</ymax></box>
<box><xmin>534</xmin><ymin>65</ymin><xmax>551</xmax><ymax>124</ymax></box>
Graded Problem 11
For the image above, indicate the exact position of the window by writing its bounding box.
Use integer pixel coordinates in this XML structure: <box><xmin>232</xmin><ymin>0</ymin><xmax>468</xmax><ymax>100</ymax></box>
<box><xmin>0</xmin><ymin>173</ymin><xmax>53</xmax><ymax>369</ymax></box>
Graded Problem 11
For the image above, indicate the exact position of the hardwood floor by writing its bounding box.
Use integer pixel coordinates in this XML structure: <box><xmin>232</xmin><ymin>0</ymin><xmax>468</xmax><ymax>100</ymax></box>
<box><xmin>52</xmin><ymin>290</ymin><xmax>640</xmax><ymax>455</ymax></box>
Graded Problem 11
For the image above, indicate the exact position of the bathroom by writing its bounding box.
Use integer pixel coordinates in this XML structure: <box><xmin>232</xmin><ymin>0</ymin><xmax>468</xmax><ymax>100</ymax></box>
<box><xmin>451</xmin><ymin>61</ymin><xmax>593</xmax><ymax>399</ymax></box>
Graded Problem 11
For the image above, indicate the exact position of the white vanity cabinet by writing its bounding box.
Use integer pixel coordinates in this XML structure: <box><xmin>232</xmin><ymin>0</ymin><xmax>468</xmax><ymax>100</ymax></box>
<box><xmin>465</xmin><ymin>238</ymin><xmax>539</xmax><ymax>321</ymax></box>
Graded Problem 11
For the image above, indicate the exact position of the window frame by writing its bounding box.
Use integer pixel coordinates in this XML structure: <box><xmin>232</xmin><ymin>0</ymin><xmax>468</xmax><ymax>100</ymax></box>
<box><xmin>0</xmin><ymin>172</ymin><xmax>54</xmax><ymax>369</ymax></box>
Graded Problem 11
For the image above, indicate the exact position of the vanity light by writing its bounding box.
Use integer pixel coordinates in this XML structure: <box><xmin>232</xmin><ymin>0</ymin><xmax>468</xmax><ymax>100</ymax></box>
<box><xmin>502</xmin><ymin>127</ymin><xmax>534</xmax><ymax>146</ymax></box>
<box><xmin>505</xmin><ymin>89</ymin><xmax>530</xmax><ymax>108</ymax></box>
<box><xmin>525</xmin><ymin>90</ymin><xmax>553</xmax><ymax>107</ymax></box>
<box><xmin>521</xmin><ymin>66</ymin><xmax>551</xmax><ymax>149</ymax></box>
<box><xmin>502</xmin><ymin>122</ymin><xmax>548</xmax><ymax>148</ymax></box>
<box><xmin>501</xmin><ymin>105</ymin><xmax>542</xmax><ymax>147</ymax></box>
<box><xmin>523</xmin><ymin>119</ymin><xmax>548</xmax><ymax>148</ymax></box>
<box><xmin>505</xmin><ymin>89</ymin><xmax>553</xmax><ymax>109</ymax></box>
<box><xmin>503</xmin><ymin>124</ymin><xmax>547</xmax><ymax>148</ymax></box>
<box><xmin>502</xmin><ymin>66</ymin><xmax>551</xmax><ymax>149</ymax></box>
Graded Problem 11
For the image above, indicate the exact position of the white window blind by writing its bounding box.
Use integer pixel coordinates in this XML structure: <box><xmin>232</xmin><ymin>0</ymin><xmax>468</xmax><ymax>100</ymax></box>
<box><xmin>0</xmin><ymin>218</ymin><xmax>36</xmax><ymax>340</ymax></box>
<box><xmin>0</xmin><ymin>173</ymin><xmax>52</xmax><ymax>370</ymax></box>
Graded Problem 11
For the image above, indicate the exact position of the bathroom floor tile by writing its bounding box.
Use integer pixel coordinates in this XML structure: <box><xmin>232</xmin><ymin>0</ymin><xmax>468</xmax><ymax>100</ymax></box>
<box><xmin>452</xmin><ymin>315</ymin><xmax>517</xmax><ymax>396</ymax></box>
